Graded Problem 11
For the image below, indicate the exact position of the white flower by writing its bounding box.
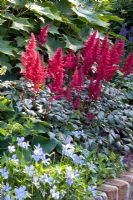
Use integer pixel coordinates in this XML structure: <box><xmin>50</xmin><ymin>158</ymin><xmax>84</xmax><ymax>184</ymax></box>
<box><xmin>17</xmin><ymin>137</ymin><xmax>24</xmax><ymax>144</ymax></box>
<box><xmin>8</xmin><ymin>145</ymin><xmax>15</xmax><ymax>153</ymax></box>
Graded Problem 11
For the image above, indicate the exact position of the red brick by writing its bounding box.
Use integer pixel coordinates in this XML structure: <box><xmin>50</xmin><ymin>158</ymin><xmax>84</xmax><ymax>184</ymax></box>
<box><xmin>119</xmin><ymin>174</ymin><xmax>133</xmax><ymax>200</ymax></box>
<box><xmin>106</xmin><ymin>179</ymin><xmax>129</xmax><ymax>200</ymax></box>
<box><xmin>97</xmin><ymin>184</ymin><xmax>118</xmax><ymax>200</ymax></box>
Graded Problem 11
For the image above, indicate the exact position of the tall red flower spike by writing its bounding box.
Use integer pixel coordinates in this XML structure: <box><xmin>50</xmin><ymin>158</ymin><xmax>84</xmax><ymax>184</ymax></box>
<box><xmin>63</xmin><ymin>50</ymin><xmax>78</xmax><ymax>72</ymax></box>
<box><xmin>48</xmin><ymin>48</ymin><xmax>64</xmax><ymax>94</ymax></box>
<box><xmin>89</xmin><ymin>79</ymin><xmax>101</xmax><ymax>100</ymax></box>
<box><xmin>116</xmin><ymin>39</ymin><xmax>125</xmax><ymax>58</ymax></box>
<box><xmin>122</xmin><ymin>52</ymin><xmax>133</xmax><ymax>76</ymax></box>
<box><xmin>37</xmin><ymin>24</ymin><xmax>49</xmax><ymax>46</ymax></box>
<box><xmin>21</xmin><ymin>33</ymin><xmax>47</xmax><ymax>91</ymax></box>
<box><xmin>21</xmin><ymin>33</ymin><xmax>37</xmax><ymax>80</ymax></box>
<box><xmin>83</xmin><ymin>31</ymin><xmax>97</xmax><ymax>75</ymax></box>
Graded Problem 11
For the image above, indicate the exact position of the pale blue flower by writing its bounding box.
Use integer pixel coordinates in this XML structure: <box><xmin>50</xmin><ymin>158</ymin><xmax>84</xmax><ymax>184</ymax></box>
<box><xmin>25</xmin><ymin>165</ymin><xmax>35</xmax><ymax>177</ymax></box>
<box><xmin>16</xmin><ymin>101</ymin><xmax>23</xmax><ymax>112</ymax></box>
<box><xmin>17</xmin><ymin>137</ymin><xmax>30</xmax><ymax>149</ymax></box>
<box><xmin>8</xmin><ymin>145</ymin><xmax>15</xmax><ymax>153</ymax></box>
<box><xmin>82</xmin><ymin>149</ymin><xmax>89</xmax><ymax>158</ymax></box>
<box><xmin>19</xmin><ymin>141</ymin><xmax>30</xmax><ymax>149</ymax></box>
<box><xmin>33</xmin><ymin>176</ymin><xmax>39</xmax><ymax>188</ymax></box>
<box><xmin>66</xmin><ymin>166</ymin><xmax>79</xmax><ymax>185</ymax></box>
<box><xmin>42</xmin><ymin>154</ymin><xmax>50</xmax><ymax>165</ymax></box>
<box><xmin>14</xmin><ymin>186</ymin><xmax>28</xmax><ymax>200</ymax></box>
<box><xmin>72</xmin><ymin>154</ymin><xmax>84</xmax><ymax>165</ymax></box>
<box><xmin>71</xmin><ymin>130</ymin><xmax>85</xmax><ymax>139</ymax></box>
<box><xmin>88</xmin><ymin>162</ymin><xmax>96</xmax><ymax>171</ymax></box>
<box><xmin>32</xmin><ymin>144</ymin><xmax>44</xmax><ymax>162</ymax></box>
<box><xmin>88</xmin><ymin>186</ymin><xmax>97</xmax><ymax>197</ymax></box>
<box><xmin>11</xmin><ymin>154</ymin><xmax>19</xmax><ymax>165</ymax></box>
<box><xmin>0</xmin><ymin>167</ymin><xmax>9</xmax><ymax>179</ymax></box>
<box><xmin>62</xmin><ymin>143</ymin><xmax>75</xmax><ymax>157</ymax></box>
<box><xmin>26</xmin><ymin>99</ymin><xmax>32</xmax><ymax>109</ymax></box>
<box><xmin>50</xmin><ymin>186</ymin><xmax>60</xmax><ymax>200</ymax></box>
<box><xmin>5</xmin><ymin>195</ymin><xmax>11</xmax><ymax>200</ymax></box>
<box><xmin>66</xmin><ymin>178</ymin><xmax>73</xmax><ymax>186</ymax></box>
<box><xmin>65</xmin><ymin>136</ymin><xmax>73</xmax><ymax>144</ymax></box>
<box><xmin>3</xmin><ymin>182</ymin><xmax>11</xmax><ymax>192</ymax></box>
<box><xmin>120</xmin><ymin>156</ymin><xmax>124</xmax><ymax>164</ymax></box>
<box><xmin>40</xmin><ymin>174</ymin><xmax>53</xmax><ymax>185</ymax></box>
<box><xmin>17</xmin><ymin>137</ymin><xmax>25</xmax><ymax>144</ymax></box>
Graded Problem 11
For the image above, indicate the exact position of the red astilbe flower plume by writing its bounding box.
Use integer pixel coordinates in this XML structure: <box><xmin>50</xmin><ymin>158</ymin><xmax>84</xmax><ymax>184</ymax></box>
<box><xmin>96</xmin><ymin>34</ymin><xmax>111</xmax><ymax>80</ymax></box>
<box><xmin>67</xmin><ymin>67</ymin><xmax>84</xmax><ymax>108</ymax></box>
<box><xmin>21</xmin><ymin>33</ymin><xmax>37</xmax><ymax>80</ymax></box>
<box><xmin>82</xmin><ymin>31</ymin><xmax>98</xmax><ymax>75</ymax></box>
<box><xmin>48</xmin><ymin>48</ymin><xmax>64</xmax><ymax>94</ymax></box>
<box><xmin>63</xmin><ymin>50</ymin><xmax>78</xmax><ymax>72</ymax></box>
<box><xmin>89</xmin><ymin>79</ymin><xmax>101</xmax><ymax>100</ymax></box>
<box><xmin>116</xmin><ymin>39</ymin><xmax>125</xmax><ymax>58</ymax></box>
<box><xmin>122</xmin><ymin>52</ymin><xmax>133</xmax><ymax>76</ymax></box>
<box><xmin>21</xmin><ymin>33</ymin><xmax>47</xmax><ymax>91</ymax></box>
<box><xmin>69</xmin><ymin>67</ymin><xmax>84</xmax><ymax>93</ymax></box>
<box><xmin>110</xmin><ymin>41</ymin><xmax>122</xmax><ymax>66</ymax></box>
<box><xmin>93</xmin><ymin>37</ymin><xmax>101</xmax><ymax>63</ymax></box>
<box><xmin>37</xmin><ymin>24</ymin><xmax>49</xmax><ymax>46</ymax></box>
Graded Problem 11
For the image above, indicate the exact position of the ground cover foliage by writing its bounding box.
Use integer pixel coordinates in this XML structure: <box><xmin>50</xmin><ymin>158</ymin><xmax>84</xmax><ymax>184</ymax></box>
<box><xmin>0</xmin><ymin>0</ymin><xmax>133</xmax><ymax>199</ymax></box>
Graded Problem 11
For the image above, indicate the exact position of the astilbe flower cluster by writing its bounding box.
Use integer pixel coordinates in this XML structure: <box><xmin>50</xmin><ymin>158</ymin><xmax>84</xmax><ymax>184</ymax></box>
<box><xmin>21</xmin><ymin>27</ymin><xmax>133</xmax><ymax>107</ymax></box>
<box><xmin>48</xmin><ymin>48</ymin><xmax>64</xmax><ymax>95</ymax></box>
<box><xmin>36</xmin><ymin>24</ymin><xmax>49</xmax><ymax>46</ymax></box>
<box><xmin>21</xmin><ymin>33</ymin><xmax>47</xmax><ymax>91</ymax></box>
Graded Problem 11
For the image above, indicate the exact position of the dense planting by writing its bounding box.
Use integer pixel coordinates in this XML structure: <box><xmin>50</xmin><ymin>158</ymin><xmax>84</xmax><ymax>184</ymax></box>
<box><xmin>0</xmin><ymin>0</ymin><xmax>133</xmax><ymax>199</ymax></box>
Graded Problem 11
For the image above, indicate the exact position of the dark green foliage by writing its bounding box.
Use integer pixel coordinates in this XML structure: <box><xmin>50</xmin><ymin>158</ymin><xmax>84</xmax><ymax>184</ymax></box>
<box><xmin>0</xmin><ymin>0</ymin><xmax>122</xmax><ymax>75</ymax></box>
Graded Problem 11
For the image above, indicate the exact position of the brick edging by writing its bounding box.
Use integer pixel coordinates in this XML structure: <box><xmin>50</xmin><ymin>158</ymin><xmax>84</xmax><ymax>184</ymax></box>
<box><xmin>94</xmin><ymin>168</ymin><xmax>133</xmax><ymax>200</ymax></box>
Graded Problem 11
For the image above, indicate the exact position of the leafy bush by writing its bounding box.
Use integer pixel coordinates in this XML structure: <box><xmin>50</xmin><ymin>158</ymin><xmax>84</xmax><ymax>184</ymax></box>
<box><xmin>0</xmin><ymin>0</ymin><xmax>122</xmax><ymax>74</ymax></box>
<box><xmin>0</xmin><ymin>137</ymin><xmax>124</xmax><ymax>200</ymax></box>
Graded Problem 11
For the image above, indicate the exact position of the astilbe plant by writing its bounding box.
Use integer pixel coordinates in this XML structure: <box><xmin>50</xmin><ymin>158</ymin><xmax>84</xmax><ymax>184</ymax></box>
<box><xmin>21</xmin><ymin>28</ymin><xmax>133</xmax><ymax>107</ymax></box>
<box><xmin>21</xmin><ymin>33</ymin><xmax>47</xmax><ymax>92</ymax></box>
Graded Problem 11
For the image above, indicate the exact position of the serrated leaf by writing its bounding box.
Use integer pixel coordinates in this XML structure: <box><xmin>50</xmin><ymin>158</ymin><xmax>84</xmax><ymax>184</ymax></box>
<box><xmin>49</xmin><ymin>25</ymin><xmax>60</xmax><ymax>35</ymax></box>
<box><xmin>64</xmin><ymin>35</ymin><xmax>84</xmax><ymax>51</ymax></box>
<box><xmin>43</xmin><ymin>2</ymin><xmax>62</xmax><ymax>21</ymax></box>
<box><xmin>45</xmin><ymin>36</ymin><xmax>65</xmax><ymax>58</ymax></box>
<box><xmin>0</xmin><ymin>37</ymin><xmax>17</xmax><ymax>56</ymax></box>
<box><xmin>26</xmin><ymin>3</ymin><xmax>56</xmax><ymax>20</ymax></box>
<box><xmin>11</xmin><ymin>17</ymin><xmax>32</xmax><ymax>32</ymax></box>
<box><xmin>8</xmin><ymin>0</ymin><xmax>27</xmax><ymax>7</ymax></box>
<box><xmin>72</xmin><ymin>7</ymin><xmax>109</xmax><ymax>27</ymax></box>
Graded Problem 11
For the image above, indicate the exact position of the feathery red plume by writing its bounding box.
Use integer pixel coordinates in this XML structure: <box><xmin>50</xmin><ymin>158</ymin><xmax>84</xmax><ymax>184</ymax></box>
<box><xmin>37</xmin><ymin>24</ymin><xmax>49</xmax><ymax>46</ymax></box>
<box><xmin>122</xmin><ymin>52</ymin><xmax>133</xmax><ymax>76</ymax></box>
<box><xmin>49</xmin><ymin>48</ymin><xmax>64</xmax><ymax>93</ymax></box>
